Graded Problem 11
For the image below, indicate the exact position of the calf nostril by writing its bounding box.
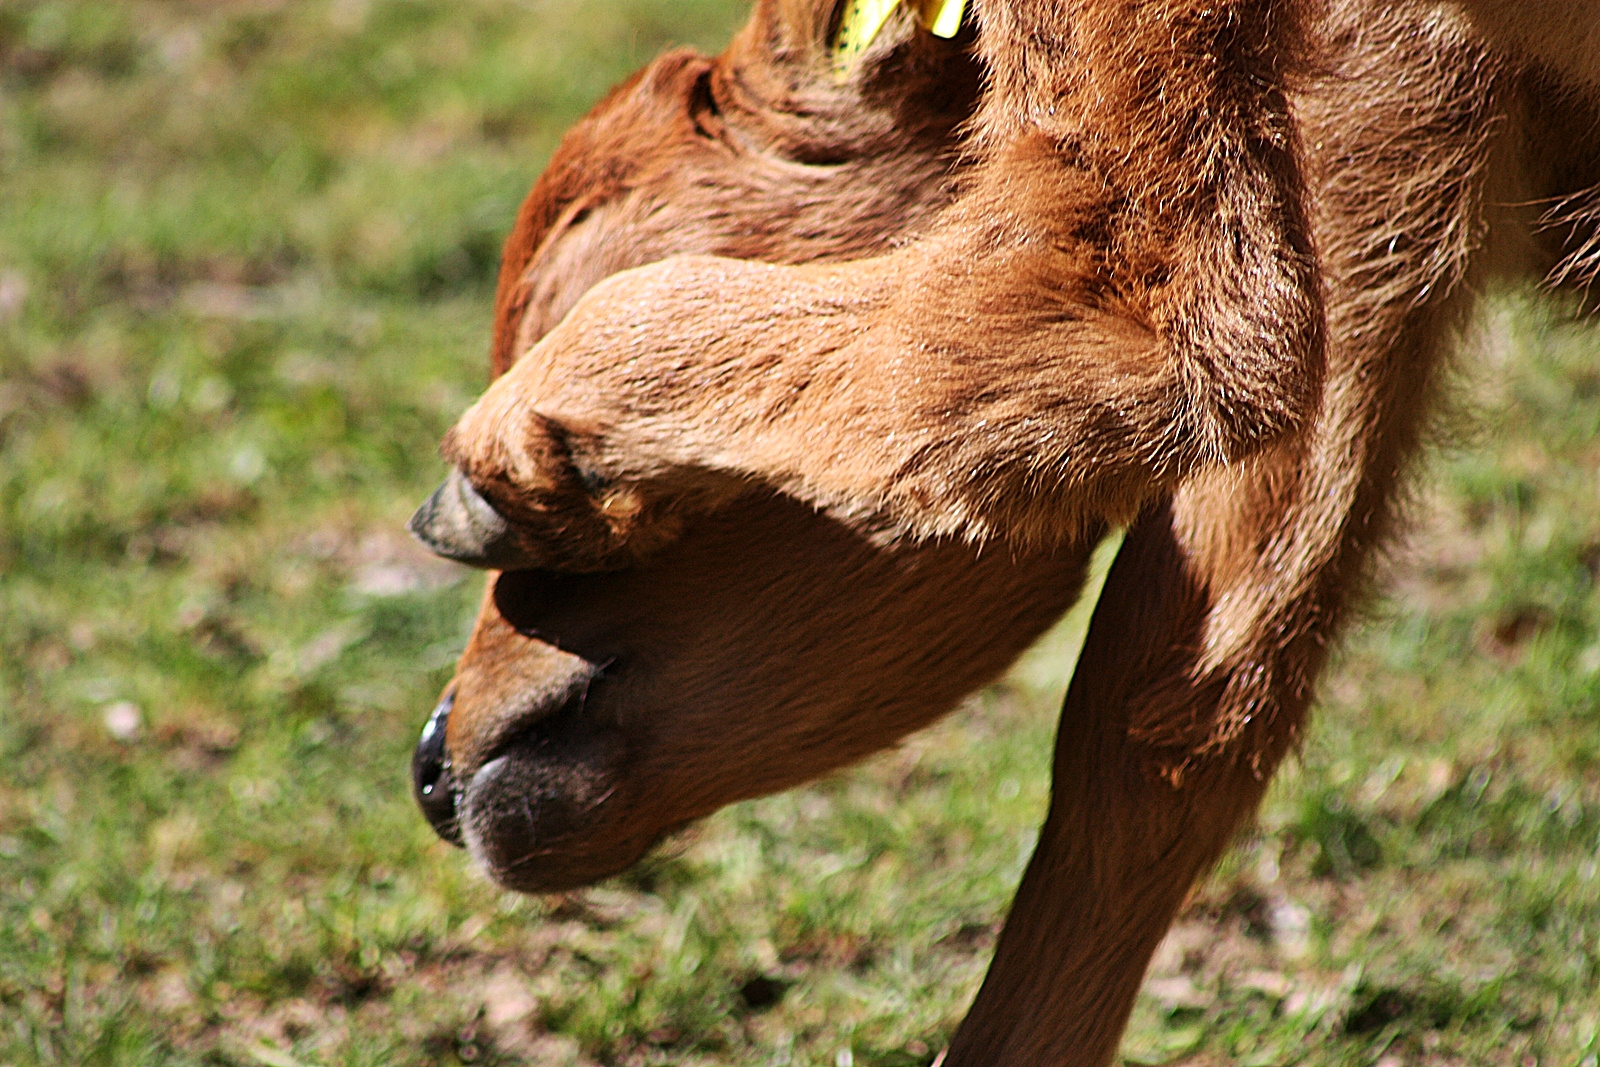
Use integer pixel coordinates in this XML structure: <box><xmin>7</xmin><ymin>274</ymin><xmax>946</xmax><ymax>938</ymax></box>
<box><xmin>413</xmin><ymin>691</ymin><xmax>463</xmax><ymax>847</ymax></box>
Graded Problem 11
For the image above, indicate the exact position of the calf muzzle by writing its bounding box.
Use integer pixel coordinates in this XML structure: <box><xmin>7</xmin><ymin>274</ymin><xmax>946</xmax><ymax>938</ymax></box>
<box><xmin>455</xmin><ymin>727</ymin><xmax>644</xmax><ymax>893</ymax></box>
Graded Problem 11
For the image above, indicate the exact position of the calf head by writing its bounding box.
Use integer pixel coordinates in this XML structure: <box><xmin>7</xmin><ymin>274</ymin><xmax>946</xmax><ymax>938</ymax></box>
<box><xmin>427</xmin><ymin>501</ymin><xmax>1096</xmax><ymax>891</ymax></box>
<box><xmin>410</xmin><ymin>0</ymin><xmax>1091</xmax><ymax>893</ymax></box>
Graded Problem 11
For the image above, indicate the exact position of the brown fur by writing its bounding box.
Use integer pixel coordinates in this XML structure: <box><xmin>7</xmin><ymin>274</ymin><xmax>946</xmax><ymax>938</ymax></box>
<box><xmin>409</xmin><ymin>1</ymin><xmax>1600</xmax><ymax>1063</ymax></box>
<box><xmin>445</xmin><ymin>0</ymin><xmax>1324</xmax><ymax>563</ymax></box>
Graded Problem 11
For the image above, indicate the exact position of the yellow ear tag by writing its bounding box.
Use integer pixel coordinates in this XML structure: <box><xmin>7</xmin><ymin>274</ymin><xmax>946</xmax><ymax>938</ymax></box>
<box><xmin>918</xmin><ymin>0</ymin><xmax>966</xmax><ymax>40</ymax></box>
<box><xmin>831</xmin><ymin>0</ymin><xmax>966</xmax><ymax>82</ymax></box>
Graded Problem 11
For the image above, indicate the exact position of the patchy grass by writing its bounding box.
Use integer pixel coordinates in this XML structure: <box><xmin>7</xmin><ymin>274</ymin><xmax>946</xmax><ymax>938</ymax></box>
<box><xmin>2</xmin><ymin>2</ymin><xmax>1598</xmax><ymax>1065</ymax></box>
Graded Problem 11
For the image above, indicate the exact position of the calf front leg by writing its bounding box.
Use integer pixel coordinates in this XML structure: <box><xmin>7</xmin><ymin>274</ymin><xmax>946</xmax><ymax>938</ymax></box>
<box><xmin>950</xmin><ymin>8</ymin><xmax>1511</xmax><ymax>1054</ymax></box>
<box><xmin>428</xmin><ymin>0</ymin><xmax>1325</xmax><ymax>571</ymax></box>
<box><xmin>948</xmin><ymin>511</ymin><xmax>1287</xmax><ymax>1065</ymax></box>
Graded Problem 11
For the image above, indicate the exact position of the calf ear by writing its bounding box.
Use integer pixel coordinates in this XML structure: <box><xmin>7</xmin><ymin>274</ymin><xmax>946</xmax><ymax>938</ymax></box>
<box><xmin>408</xmin><ymin>469</ymin><xmax>537</xmax><ymax>571</ymax></box>
<box><xmin>772</xmin><ymin>0</ymin><xmax>840</xmax><ymax>56</ymax></box>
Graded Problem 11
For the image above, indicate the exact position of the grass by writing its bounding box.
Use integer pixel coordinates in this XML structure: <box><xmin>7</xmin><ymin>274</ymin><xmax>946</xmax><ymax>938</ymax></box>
<box><xmin>2</xmin><ymin>1</ymin><xmax>1598</xmax><ymax>1064</ymax></box>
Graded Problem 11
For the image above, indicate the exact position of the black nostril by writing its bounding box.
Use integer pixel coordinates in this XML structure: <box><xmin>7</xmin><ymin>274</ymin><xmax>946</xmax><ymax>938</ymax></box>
<box><xmin>413</xmin><ymin>692</ymin><xmax>463</xmax><ymax>847</ymax></box>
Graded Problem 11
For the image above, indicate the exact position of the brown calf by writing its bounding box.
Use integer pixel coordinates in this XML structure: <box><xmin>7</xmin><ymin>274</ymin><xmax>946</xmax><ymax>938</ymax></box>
<box><xmin>406</xmin><ymin>0</ymin><xmax>1600</xmax><ymax>1062</ymax></box>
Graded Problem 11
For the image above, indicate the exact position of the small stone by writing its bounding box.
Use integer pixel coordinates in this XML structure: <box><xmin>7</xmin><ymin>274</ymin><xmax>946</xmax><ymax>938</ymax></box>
<box><xmin>1145</xmin><ymin>975</ymin><xmax>1206</xmax><ymax>1009</ymax></box>
<box><xmin>480</xmin><ymin>967</ymin><xmax>536</xmax><ymax>1031</ymax></box>
<box><xmin>103</xmin><ymin>701</ymin><xmax>143</xmax><ymax>742</ymax></box>
<box><xmin>1240</xmin><ymin>969</ymin><xmax>1292</xmax><ymax>999</ymax></box>
<box><xmin>1269</xmin><ymin>900</ymin><xmax>1312</xmax><ymax>957</ymax></box>
<box><xmin>0</xmin><ymin>271</ymin><xmax>27</xmax><ymax>320</ymax></box>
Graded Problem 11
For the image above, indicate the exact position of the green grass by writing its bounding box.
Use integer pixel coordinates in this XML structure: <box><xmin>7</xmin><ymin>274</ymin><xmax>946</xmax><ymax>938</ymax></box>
<box><xmin>2</xmin><ymin>2</ymin><xmax>1599</xmax><ymax>1064</ymax></box>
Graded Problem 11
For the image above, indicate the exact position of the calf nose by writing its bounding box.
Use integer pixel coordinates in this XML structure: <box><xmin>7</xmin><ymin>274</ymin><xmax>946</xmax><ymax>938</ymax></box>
<box><xmin>413</xmin><ymin>691</ymin><xmax>463</xmax><ymax>846</ymax></box>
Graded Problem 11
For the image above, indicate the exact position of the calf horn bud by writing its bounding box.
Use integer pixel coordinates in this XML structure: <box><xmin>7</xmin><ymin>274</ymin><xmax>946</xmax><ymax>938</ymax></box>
<box><xmin>409</xmin><ymin>468</ymin><xmax>536</xmax><ymax>570</ymax></box>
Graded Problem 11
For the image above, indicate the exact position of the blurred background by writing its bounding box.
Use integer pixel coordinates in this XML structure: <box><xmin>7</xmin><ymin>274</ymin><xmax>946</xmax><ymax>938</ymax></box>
<box><xmin>2</xmin><ymin>2</ymin><xmax>1598</xmax><ymax>1064</ymax></box>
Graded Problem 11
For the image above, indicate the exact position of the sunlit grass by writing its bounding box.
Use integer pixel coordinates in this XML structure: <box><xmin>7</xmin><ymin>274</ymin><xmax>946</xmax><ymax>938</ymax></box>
<box><xmin>2</xmin><ymin>2</ymin><xmax>1598</xmax><ymax>1064</ymax></box>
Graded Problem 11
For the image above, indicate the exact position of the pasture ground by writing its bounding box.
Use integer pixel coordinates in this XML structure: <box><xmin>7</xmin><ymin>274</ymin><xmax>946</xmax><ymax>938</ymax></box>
<box><xmin>2</xmin><ymin>1</ymin><xmax>1598</xmax><ymax>1064</ymax></box>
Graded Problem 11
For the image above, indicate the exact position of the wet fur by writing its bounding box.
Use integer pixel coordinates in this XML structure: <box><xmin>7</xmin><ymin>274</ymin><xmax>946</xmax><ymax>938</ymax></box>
<box><xmin>421</xmin><ymin>1</ymin><xmax>1600</xmax><ymax>1063</ymax></box>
